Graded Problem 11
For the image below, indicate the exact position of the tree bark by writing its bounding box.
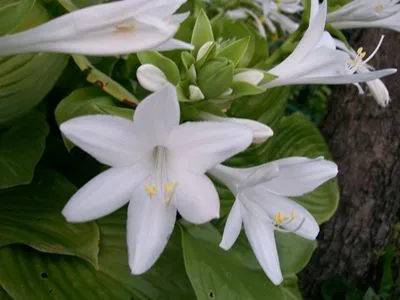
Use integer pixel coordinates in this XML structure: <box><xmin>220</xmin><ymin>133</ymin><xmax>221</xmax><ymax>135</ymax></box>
<box><xmin>299</xmin><ymin>29</ymin><xmax>400</xmax><ymax>298</ymax></box>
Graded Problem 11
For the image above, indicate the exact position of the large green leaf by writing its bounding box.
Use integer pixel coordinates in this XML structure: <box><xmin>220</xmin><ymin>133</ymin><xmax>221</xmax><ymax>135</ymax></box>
<box><xmin>0</xmin><ymin>112</ymin><xmax>48</xmax><ymax>189</ymax></box>
<box><xmin>0</xmin><ymin>210</ymin><xmax>195</xmax><ymax>300</ymax></box>
<box><xmin>181</xmin><ymin>222</ymin><xmax>302</xmax><ymax>300</ymax></box>
<box><xmin>258</xmin><ymin>112</ymin><xmax>339</xmax><ymax>223</ymax></box>
<box><xmin>0</xmin><ymin>2</ymin><xmax>68</xmax><ymax>125</ymax></box>
<box><xmin>0</xmin><ymin>169</ymin><xmax>100</xmax><ymax>267</ymax></box>
<box><xmin>0</xmin><ymin>0</ymin><xmax>34</xmax><ymax>35</ymax></box>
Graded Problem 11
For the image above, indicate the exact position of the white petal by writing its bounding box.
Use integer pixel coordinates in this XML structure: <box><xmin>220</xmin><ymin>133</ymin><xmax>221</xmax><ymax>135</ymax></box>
<box><xmin>134</xmin><ymin>83</ymin><xmax>180</xmax><ymax>146</ymax></box>
<box><xmin>245</xmin><ymin>190</ymin><xmax>319</xmax><ymax>240</ymax></box>
<box><xmin>128</xmin><ymin>184</ymin><xmax>177</xmax><ymax>274</ymax></box>
<box><xmin>60</xmin><ymin>115</ymin><xmax>143</xmax><ymax>167</ymax></box>
<box><xmin>242</xmin><ymin>210</ymin><xmax>283</xmax><ymax>285</ymax></box>
<box><xmin>220</xmin><ymin>200</ymin><xmax>243</xmax><ymax>250</ymax></box>
<box><xmin>168</xmin><ymin>121</ymin><xmax>252</xmax><ymax>174</ymax></box>
<box><xmin>62</xmin><ymin>165</ymin><xmax>148</xmax><ymax>222</ymax></box>
<box><xmin>189</xmin><ymin>85</ymin><xmax>205</xmax><ymax>101</ymax></box>
<box><xmin>263</xmin><ymin>157</ymin><xmax>338</xmax><ymax>196</ymax></box>
<box><xmin>173</xmin><ymin>172</ymin><xmax>220</xmax><ymax>224</ymax></box>
<box><xmin>154</xmin><ymin>39</ymin><xmax>194</xmax><ymax>51</ymax></box>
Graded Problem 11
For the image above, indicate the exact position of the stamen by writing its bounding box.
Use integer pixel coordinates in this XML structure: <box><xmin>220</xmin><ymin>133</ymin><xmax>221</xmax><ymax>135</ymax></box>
<box><xmin>274</xmin><ymin>212</ymin><xmax>289</xmax><ymax>225</ymax></box>
<box><xmin>164</xmin><ymin>180</ymin><xmax>177</xmax><ymax>204</ymax></box>
<box><xmin>272</xmin><ymin>210</ymin><xmax>306</xmax><ymax>233</ymax></box>
<box><xmin>115</xmin><ymin>24</ymin><xmax>135</xmax><ymax>33</ymax></box>
<box><xmin>144</xmin><ymin>184</ymin><xmax>158</xmax><ymax>197</ymax></box>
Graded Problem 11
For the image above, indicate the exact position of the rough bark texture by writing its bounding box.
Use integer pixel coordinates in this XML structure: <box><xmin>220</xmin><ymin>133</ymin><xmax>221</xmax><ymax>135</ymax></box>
<box><xmin>299</xmin><ymin>29</ymin><xmax>400</xmax><ymax>298</ymax></box>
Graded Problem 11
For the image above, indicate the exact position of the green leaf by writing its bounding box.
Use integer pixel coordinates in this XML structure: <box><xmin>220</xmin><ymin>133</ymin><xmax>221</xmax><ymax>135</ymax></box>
<box><xmin>0</xmin><ymin>211</ymin><xmax>195</xmax><ymax>300</ymax></box>
<box><xmin>137</xmin><ymin>51</ymin><xmax>181</xmax><ymax>85</ymax></box>
<box><xmin>0</xmin><ymin>0</ymin><xmax>34</xmax><ymax>35</ymax></box>
<box><xmin>0</xmin><ymin>112</ymin><xmax>48</xmax><ymax>189</ymax></box>
<box><xmin>0</xmin><ymin>169</ymin><xmax>100</xmax><ymax>267</ymax></box>
<box><xmin>181</xmin><ymin>222</ymin><xmax>285</xmax><ymax>300</ymax></box>
<box><xmin>216</xmin><ymin>37</ymin><xmax>250</xmax><ymax>66</ymax></box>
<box><xmin>229</xmin><ymin>87</ymin><xmax>292</xmax><ymax>130</ymax></box>
<box><xmin>191</xmin><ymin>10</ymin><xmax>214</xmax><ymax>54</ymax></box>
<box><xmin>282</xmin><ymin>275</ymin><xmax>303</xmax><ymax>300</ymax></box>
<box><xmin>0</xmin><ymin>286</ymin><xmax>11</xmax><ymax>300</ymax></box>
<box><xmin>55</xmin><ymin>87</ymin><xmax>133</xmax><ymax>149</ymax></box>
<box><xmin>0</xmin><ymin>2</ymin><xmax>68</xmax><ymax>126</ymax></box>
<box><xmin>56</xmin><ymin>0</ymin><xmax>105</xmax><ymax>11</ymax></box>
<box><xmin>181</xmin><ymin>51</ymin><xmax>196</xmax><ymax>71</ymax></box>
<box><xmin>258</xmin><ymin>113</ymin><xmax>340</xmax><ymax>224</ymax></box>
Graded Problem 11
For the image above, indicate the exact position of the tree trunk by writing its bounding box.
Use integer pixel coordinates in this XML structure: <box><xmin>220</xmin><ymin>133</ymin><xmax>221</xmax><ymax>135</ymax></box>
<box><xmin>299</xmin><ymin>29</ymin><xmax>400</xmax><ymax>298</ymax></box>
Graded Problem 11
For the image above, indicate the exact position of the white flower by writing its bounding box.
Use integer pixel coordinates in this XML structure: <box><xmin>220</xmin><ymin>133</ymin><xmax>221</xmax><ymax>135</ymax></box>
<box><xmin>189</xmin><ymin>85</ymin><xmax>205</xmax><ymax>101</ymax></box>
<box><xmin>263</xmin><ymin>1</ymin><xmax>397</xmax><ymax>88</ymax></box>
<box><xmin>60</xmin><ymin>84</ymin><xmax>253</xmax><ymax>274</ymax></box>
<box><xmin>327</xmin><ymin>0</ymin><xmax>400</xmax><ymax>32</ymax></box>
<box><xmin>136</xmin><ymin>64</ymin><xmax>169</xmax><ymax>92</ymax></box>
<box><xmin>334</xmin><ymin>37</ymin><xmax>391</xmax><ymax>107</ymax></box>
<box><xmin>0</xmin><ymin>0</ymin><xmax>193</xmax><ymax>56</ymax></box>
<box><xmin>209</xmin><ymin>157</ymin><xmax>338</xmax><ymax>285</ymax></box>
<box><xmin>200</xmin><ymin>112</ymin><xmax>273</xmax><ymax>144</ymax></box>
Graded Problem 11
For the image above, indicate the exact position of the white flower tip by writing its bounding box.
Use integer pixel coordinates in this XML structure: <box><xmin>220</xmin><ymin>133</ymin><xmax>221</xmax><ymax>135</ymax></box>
<box><xmin>61</xmin><ymin>206</ymin><xmax>85</xmax><ymax>223</ymax></box>
<box><xmin>268</xmin><ymin>271</ymin><xmax>284</xmax><ymax>286</ymax></box>
<box><xmin>219</xmin><ymin>241</ymin><xmax>232</xmax><ymax>251</ymax></box>
<box><xmin>196</xmin><ymin>41</ymin><xmax>214</xmax><ymax>61</ymax></box>
<box><xmin>137</xmin><ymin>64</ymin><xmax>169</xmax><ymax>92</ymax></box>
<box><xmin>189</xmin><ymin>85</ymin><xmax>205</xmax><ymax>101</ymax></box>
<box><xmin>233</xmin><ymin>70</ymin><xmax>264</xmax><ymax>86</ymax></box>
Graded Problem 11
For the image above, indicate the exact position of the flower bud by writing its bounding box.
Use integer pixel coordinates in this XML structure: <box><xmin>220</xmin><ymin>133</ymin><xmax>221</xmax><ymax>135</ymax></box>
<box><xmin>201</xmin><ymin>113</ymin><xmax>273</xmax><ymax>144</ymax></box>
<box><xmin>197</xmin><ymin>57</ymin><xmax>234</xmax><ymax>98</ymax></box>
<box><xmin>189</xmin><ymin>85</ymin><xmax>205</xmax><ymax>101</ymax></box>
<box><xmin>367</xmin><ymin>79</ymin><xmax>391</xmax><ymax>107</ymax></box>
<box><xmin>136</xmin><ymin>64</ymin><xmax>169</xmax><ymax>92</ymax></box>
<box><xmin>197</xmin><ymin>41</ymin><xmax>214</xmax><ymax>61</ymax></box>
<box><xmin>233</xmin><ymin>70</ymin><xmax>264</xmax><ymax>85</ymax></box>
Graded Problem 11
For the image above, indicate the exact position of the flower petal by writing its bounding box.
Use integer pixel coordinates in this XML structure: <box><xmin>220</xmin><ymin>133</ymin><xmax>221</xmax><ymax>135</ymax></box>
<box><xmin>60</xmin><ymin>115</ymin><xmax>145</xmax><ymax>167</ymax></box>
<box><xmin>168</xmin><ymin>121</ymin><xmax>252</xmax><ymax>174</ymax></box>
<box><xmin>134</xmin><ymin>83</ymin><xmax>180</xmax><ymax>147</ymax></box>
<box><xmin>62</xmin><ymin>165</ymin><xmax>148</xmax><ymax>222</ymax></box>
<box><xmin>173</xmin><ymin>172</ymin><xmax>220</xmax><ymax>224</ymax></box>
<box><xmin>220</xmin><ymin>200</ymin><xmax>243</xmax><ymax>250</ymax></box>
<box><xmin>242</xmin><ymin>210</ymin><xmax>283</xmax><ymax>285</ymax></box>
<box><xmin>154</xmin><ymin>39</ymin><xmax>194</xmax><ymax>51</ymax></box>
<box><xmin>262</xmin><ymin>157</ymin><xmax>338</xmax><ymax>196</ymax></box>
<box><xmin>127</xmin><ymin>184</ymin><xmax>177</xmax><ymax>274</ymax></box>
<box><xmin>245</xmin><ymin>189</ymin><xmax>319</xmax><ymax>240</ymax></box>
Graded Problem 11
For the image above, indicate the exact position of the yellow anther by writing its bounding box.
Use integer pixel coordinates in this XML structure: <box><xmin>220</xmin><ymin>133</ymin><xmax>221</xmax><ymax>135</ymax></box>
<box><xmin>115</xmin><ymin>24</ymin><xmax>135</xmax><ymax>33</ymax></box>
<box><xmin>274</xmin><ymin>212</ymin><xmax>289</xmax><ymax>225</ymax></box>
<box><xmin>290</xmin><ymin>210</ymin><xmax>296</xmax><ymax>220</ymax></box>
<box><xmin>357</xmin><ymin>47</ymin><xmax>367</xmax><ymax>59</ymax></box>
<box><xmin>144</xmin><ymin>183</ymin><xmax>158</xmax><ymax>197</ymax></box>
<box><xmin>271</xmin><ymin>33</ymin><xmax>279</xmax><ymax>41</ymax></box>
<box><xmin>375</xmin><ymin>3</ymin><xmax>384</xmax><ymax>13</ymax></box>
<box><xmin>165</xmin><ymin>180</ymin><xmax>176</xmax><ymax>193</ymax></box>
<box><xmin>164</xmin><ymin>180</ymin><xmax>177</xmax><ymax>204</ymax></box>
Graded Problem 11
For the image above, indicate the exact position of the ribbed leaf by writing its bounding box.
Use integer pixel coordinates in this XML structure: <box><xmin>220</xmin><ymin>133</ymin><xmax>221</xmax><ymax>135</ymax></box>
<box><xmin>181</xmin><ymin>222</ymin><xmax>302</xmax><ymax>300</ymax></box>
<box><xmin>258</xmin><ymin>113</ymin><xmax>339</xmax><ymax>223</ymax></box>
<box><xmin>0</xmin><ymin>210</ymin><xmax>195</xmax><ymax>300</ymax></box>
<box><xmin>0</xmin><ymin>112</ymin><xmax>48</xmax><ymax>189</ymax></box>
<box><xmin>0</xmin><ymin>2</ymin><xmax>68</xmax><ymax>125</ymax></box>
<box><xmin>0</xmin><ymin>169</ymin><xmax>100</xmax><ymax>267</ymax></box>
<box><xmin>0</xmin><ymin>0</ymin><xmax>34</xmax><ymax>35</ymax></box>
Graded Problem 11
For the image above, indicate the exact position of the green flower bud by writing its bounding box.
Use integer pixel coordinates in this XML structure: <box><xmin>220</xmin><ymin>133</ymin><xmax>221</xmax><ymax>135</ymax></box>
<box><xmin>197</xmin><ymin>57</ymin><xmax>234</xmax><ymax>99</ymax></box>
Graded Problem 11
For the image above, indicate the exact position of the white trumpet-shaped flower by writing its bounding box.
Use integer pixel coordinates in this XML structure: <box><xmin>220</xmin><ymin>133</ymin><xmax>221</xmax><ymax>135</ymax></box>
<box><xmin>327</xmin><ymin>0</ymin><xmax>400</xmax><ymax>32</ymax></box>
<box><xmin>209</xmin><ymin>157</ymin><xmax>338</xmax><ymax>285</ymax></box>
<box><xmin>0</xmin><ymin>0</ymin><xmax>193</xmax><ymax>56</ymax></box>
<box><xmin>60</xmin><ymin>84</ymin><xmax>253</xmax><ymax>274</ymax></box>
<box><xmin>263</xmin><ymin>1</ymin><xmax>397</xmax><ymax>88</ymax></box>
<box><xmin>200</xmin><ymin>112</ymin><xmax>273</xmax><ymax>144</ymax></box>
<box><xmin>335</xmin><ymin>37</ymin><xmax>391</xmax><ymax>107</ymax></box>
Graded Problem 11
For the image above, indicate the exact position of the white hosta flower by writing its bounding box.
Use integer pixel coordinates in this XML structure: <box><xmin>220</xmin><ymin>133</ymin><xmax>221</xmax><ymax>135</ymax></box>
<box><xmin>0</xmin><ymin>0</ymin><xmax>193</xmax><ymax>56</ymax></box>
<box><xmin>60</xmin><ymin>84</ymin><xmax>253</xmax><ymax>274</ymax></box>
<box><xmin>209</xmin><ymin>157</ymin><xmax>338</xmax><ymax>285</ymax></box>
<box><xmin>263</xmin><ymin>1</ymin><xmax>397</xmax><ymax>88</ymax></box>
<box><xmin>200</xmin><ymin>112</ymin><xmax>274</xmax><ymax>144</ymax></box>
<box><xmin>137</xmin><ymin>64</ymin><xmax>169</xmax><ymax>92</ymax></box>
<box><xmin>335</xmin><ymin>37</ymin><xmax>391</xmax><ymax>107</ymax></box>
<box><xmin>233</xmin><ymin>70</ymin><xmax>265</xmax><ymax>85</ymax></box>
<box><xmin>327</xmin><ymin>0</ymin><xmax>400</xmax><ymax>32</ymax></box>
<box><xmin>197</xmin><ymin>41</ymin><xmax>214</xmax><ymax>61</ymax></box>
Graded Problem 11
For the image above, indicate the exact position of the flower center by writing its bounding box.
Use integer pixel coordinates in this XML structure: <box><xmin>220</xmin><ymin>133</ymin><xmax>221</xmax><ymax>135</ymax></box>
<box><xmin>345</xmin><ymin>36</ymin><xmax>384</xmax><ymax>73</ymax></box>
<box><xmin>272</xmin><ymin>210</ymin><xmax>305</xmax><ymax>233</ymax></box>
<box><xmin>144</xmin><ymin>146</ymin><xmax>177</xmax><ymax>204</ymax></box>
